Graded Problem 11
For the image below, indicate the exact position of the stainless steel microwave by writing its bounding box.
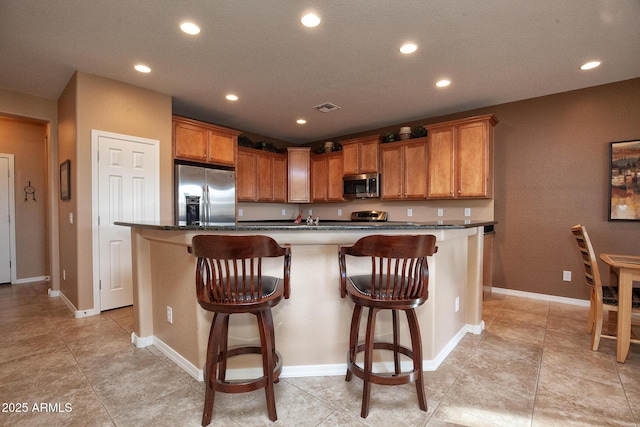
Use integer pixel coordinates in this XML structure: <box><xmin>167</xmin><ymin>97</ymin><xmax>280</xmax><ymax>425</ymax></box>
<box><xmin>343</xmin><ymin>173</ymin><xmax>380</xmax><ymax>199</ymax></box>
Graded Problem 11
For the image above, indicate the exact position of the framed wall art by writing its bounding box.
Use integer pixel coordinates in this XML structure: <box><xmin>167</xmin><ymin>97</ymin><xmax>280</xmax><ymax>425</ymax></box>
<box><xmin>60</xmin><ymin>159</ymin><xmax>70</xmax><ymax>201</ymax></box>
<box><xmin>609</xmin><ymin>139</ymin><xmax>640</xmax><ymax>221</ymax></box>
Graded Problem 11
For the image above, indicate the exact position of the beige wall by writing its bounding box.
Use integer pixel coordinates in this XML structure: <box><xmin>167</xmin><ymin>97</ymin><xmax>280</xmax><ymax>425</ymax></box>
<box><xmin>57</xmin><ymin>75</ymin><xmax>78</xmax><ymax>304</ymax></box>
<box><xmin>0</xmin><ymin>88</ymin><xmax>59</xmax><ymax>290</ymax></box>
<box><xmin>59</xmin><ymin>71</ymin><xmax>173</xmax><ymax>310</ymax></box>
<box><xmin>0</xmin><ymin>117</ymin><xmax>48</xmax><ymax>279</ymax></box>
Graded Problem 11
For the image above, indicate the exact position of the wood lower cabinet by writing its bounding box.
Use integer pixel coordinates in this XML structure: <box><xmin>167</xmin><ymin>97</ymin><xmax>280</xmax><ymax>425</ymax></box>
<box><xmin>287</xmin><ymin>147</ymin><xmax>311</xmax><ymax>203</ymax></box>
<box><xmin>311</xmin><ymin>152</ymin><xmax>344</xmax><ymax>202</ymax></box>
<box><xmin>173</xmin><ymin>116</ymin><xmax>240</xmax><ymax>167</ymax></box>
<box><xmin>426</xmin><ymin>115</ymin><xmax>497</xmax><ymax>199</ymax></box>
<box><xmin>380</xmin><ymin>138</ymin><xmax>428</xmax><ymax>200</ymax></box>
<box><xmin>341</xmin><ymin>136</ymin><xmax>380</xmax><ymax>175</ymax></box>
<box><xmin>237</xmin><ymin>147</ymin><xmax>287</xmax><ymax>202</ymax></box>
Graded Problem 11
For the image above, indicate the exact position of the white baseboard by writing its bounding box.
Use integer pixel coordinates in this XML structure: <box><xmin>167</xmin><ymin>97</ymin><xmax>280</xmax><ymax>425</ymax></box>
<box><xmin>131</xmin><ymin>333</ymin><xmax>154</xmax><ymax>348</ymax></box>
<box><xmin>47</xmin><ymin>288</ymin><xmax>60</xmax><ymax>297</ymax></box>
<box><xmin>152</xmin><ymin>336</ymin><xmax>204</xmax><ymax>381</ymax></box>
<box><xmin>491</xmin><ymin>287</ymin><xmax>590</xmax><ymax>307</ymax></box>
<box><xmin>13</xmin><ymin>275</ymin><xmax>50</xmax><ymax>284</ymax></box>
<box><xmin>141</xmin><ymin>322</ymin><xmax>479</xmax><ymax>382</ymax></box>
<box><xmin>57</xmin><ymin>290</ymin><xmax>100</xmax><ymax>318</ymax></box>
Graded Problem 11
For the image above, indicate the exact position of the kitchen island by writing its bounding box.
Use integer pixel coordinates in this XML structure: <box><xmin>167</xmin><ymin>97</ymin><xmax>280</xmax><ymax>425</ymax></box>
<box><xmin>117</xmin><ymin>220</ymin><xmax>493</xmax><ymax>380</ymax></box>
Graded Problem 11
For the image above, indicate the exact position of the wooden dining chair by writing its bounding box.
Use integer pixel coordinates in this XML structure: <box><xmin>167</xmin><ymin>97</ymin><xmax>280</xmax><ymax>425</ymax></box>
<box><xmin>571</xmin><ymin>225</ymin><xmax>640</xmax><ymax>351</ymax></box>
<box><xmin>339</xmin><ymin>234</ymin><xmax>437</xmax><ymax>418</ymax></box>
<box><xmin>190</xmin><ymin>234</ymin><xmax>291</xmax><ymax>425</ymax></box>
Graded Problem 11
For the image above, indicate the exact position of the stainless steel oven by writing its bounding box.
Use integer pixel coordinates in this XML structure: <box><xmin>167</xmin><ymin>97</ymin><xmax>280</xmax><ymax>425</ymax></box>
<box><xmin>343</xmin><ymin>173</ymin><xmax>380</xmax><ymax>199</ymax></box>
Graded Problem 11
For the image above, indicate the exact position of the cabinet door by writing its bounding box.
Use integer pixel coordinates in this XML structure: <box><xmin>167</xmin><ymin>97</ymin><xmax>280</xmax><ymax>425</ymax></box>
<box><xmin>207</xmin><ymin>130</ymin><xmax>236</xmax><ymax>166</ymax></box>
<box><xmin>256</xmin><ymin>154</ymin><xmax>274</xmax><ymax>201</ymax></box>
<box><xmin>272</xmin><ymin>156</ymin><xmax>287</xmax><ymax>202</ymax></box>
<box><xmin>380</xmin><ymin>144</ymin><xmax>403</xmax><ymax>200</ymax></box>
<box><xmin>327</xmin><ymin>153</ymin><xmax>344</xmax><ymax>201</ymax></box>
<box><xmin>174</xmin><ymin>122</ymin><xmax>207</xmax><ymax>162</ymax></box>
<box><xmin>237</xmin><ymin>149</ymin><xmax>257</xmax><ymax>201</ymax></box>
<box><xmin>403</xmin><ymin>141</ymin><xmax>428</xmax><ymax>199</ymax></box>
<box><xmin>359</xmin><ymin>139</ymin><xmax>380</xmax><ymax>173</ymax></box>
<box><xmin>427</xmin><ymin>126</ymin><xmax>455</xmax><ymax>199</ymax></box>
<box><xmin>288</xmin><ymin>148</ymin><xmax>310</xmax><ymax>203</ymax></box>
<box><xmin>342</xmin><ymin>143</ymin><xmax>359</xmax><ymax>175</ymax></box>
<box><xmin>457</xmin><ymin>121</ymin><xmax>489</xmax><ymax>198</ymax></box>
<box><xmin>311</xmin><ymin>156</ymin><xmax>328</xmax><ymax>201</ymax></box>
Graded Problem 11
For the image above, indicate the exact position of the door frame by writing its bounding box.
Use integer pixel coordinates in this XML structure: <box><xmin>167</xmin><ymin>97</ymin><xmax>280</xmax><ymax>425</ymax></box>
<box><xmin>91</xmin><ymin>130</ymin><xmax>160</xmax><ymax>313</ymax></box>
<box><xmin>0</xmin><ymin>153</ymin><xmax>17</xmax><ymax>284</ymax></box>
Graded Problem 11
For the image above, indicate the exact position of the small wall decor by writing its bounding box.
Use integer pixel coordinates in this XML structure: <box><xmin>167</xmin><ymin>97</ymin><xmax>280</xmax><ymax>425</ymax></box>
<box><xmin>24</xmin><ymin>181</ymin><xmax>36</xmax><ymax>201</ymax></box>
<box><xmin>60</xmin><ymin>159</ymin><xmax>70</xmax><ymax>200</ymax></box>
<box><xmin>609</xmin><ymin>139</ymin><xmax>640</xmax><ymax>221</ymax></box>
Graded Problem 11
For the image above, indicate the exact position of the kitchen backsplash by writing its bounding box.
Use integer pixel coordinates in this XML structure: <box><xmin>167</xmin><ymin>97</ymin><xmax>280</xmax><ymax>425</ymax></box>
<box><xmin>238</xmin><ymin>199</ymin><xmax>494</xmax><ymax>222</ymax></box>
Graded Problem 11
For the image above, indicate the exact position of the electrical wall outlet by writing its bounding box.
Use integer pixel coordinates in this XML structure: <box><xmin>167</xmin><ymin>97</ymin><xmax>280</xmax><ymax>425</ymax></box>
<box><xmin>407</xmin><ymin>208</ymin><xmax>413</xmax><ymax>217</ymax></box>
<box><xmin>308</xmin><ymin>209</ymin><xmax>313</xmax><ymax>216</ymax></box>
<box><xmin>455</xmin><ymin>297</ymin><xmax>460</xmax><ymax>312</ymax></box>
<box><xmin>281</xmin><ymin>209</ymin><xmax>286</xmax><ymax>216</ymax></box>
<box><xmin>238</xmin><ymin>208</ymin><xmax>243</xmax><ymax>217</ymax></box>
<box><xmin>562</xmin><ymin>271</ymin><xmax>572</xmax><ymax>282</ymax></box>
<box><xmin>337</xmin><ymin>208</ymin><xmax>342</xmax><ymax>217</ymax></box>
<box><xmin>437</xmin><ymin>208</ymin><xmax>444</xmax><ymax>217</ymax></box>
<box><xmin>464</xmin><ymin>208</ymin><xmax>471</xmax><ymax>217</ymax></box>
<box><xmin>167</xmin><ymin>306</ymin><xmax>173</xmax><ymax>324</ymax></box>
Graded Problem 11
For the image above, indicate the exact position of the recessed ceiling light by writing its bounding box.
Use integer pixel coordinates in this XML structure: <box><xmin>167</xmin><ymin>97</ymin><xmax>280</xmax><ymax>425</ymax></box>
<box><xmin>296</xmin><ymin>119</ymin><xmax>307</xmax><ymax>125</ymax></box>
<box><xmin>225</xmin><ymin>94</ymin><xmax>238</xmax><ymax>101</ymax></box>
<box><xmin>301</xmin><ymin>12</ymin><xmax>321</xmax><ymax>28</ymax></box>
<box><xmin>134</xmin><ymin>64</ymin><xmax>151</xmax><ymax>73</ymax></box>
<box><xmin>580</xmin><ymin>61</ymin><xmax>601</xmax><ymax>71</ymax></box>
<box><xmin>436</xmin><ymin>79</ymin><xmax>451</xmax><ymax>88</ymax></box>
<box><xmin>399</xmin><ymin>43</ymin><xmax>418</xmax><ymax>54</ymax></box>
<box><xmin>180</xmin><ymin>22</ymin><xmax>200</xmax><ymax>35</ymax></box>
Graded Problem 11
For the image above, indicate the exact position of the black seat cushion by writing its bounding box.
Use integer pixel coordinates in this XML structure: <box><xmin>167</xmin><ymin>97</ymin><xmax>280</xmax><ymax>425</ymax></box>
<box><xmin>348</xmin><ymin>274</ymin><xmax>412</xmax><ymax>297</ymax></box>
<box><xmin>211</xmin><ymin>276</ymin><xmax>280</xmax><ymax>301</ymax></box>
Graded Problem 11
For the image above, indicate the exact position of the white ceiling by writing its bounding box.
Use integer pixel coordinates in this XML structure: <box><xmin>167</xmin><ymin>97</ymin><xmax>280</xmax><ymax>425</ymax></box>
<box><xmin>1</xmin><ymin>1</ymin><xmax>639</xmax><ymax>144</ymax></box>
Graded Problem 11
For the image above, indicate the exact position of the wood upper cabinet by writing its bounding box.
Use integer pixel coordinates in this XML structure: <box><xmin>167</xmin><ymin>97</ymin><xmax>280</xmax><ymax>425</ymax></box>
<box><xmin>311</xmin><ymin>152</ymin><xmax>344</xmax><ymax>202</ymax></box>
<box><xmin>237</xmin><ymin>147</ymin><xmax>287</xmax><ymax>202</ymax></box>
<box><xmin>272</xmin><ymin>155</ymin><xmax>287</xmax><ymax>202</ymax></box>
<box><xmin>342</xmin><ymin>136</ymin><xmax>380</xmax><ymax>174</ymax></box>
<box><xmin>287</xmin><ymin>147</ymin><xmax>311</xmax><ymax>203</ymax></box>
<box><xmin>426</xmin><ymin>115</ymin><xmax>497</xmax><ymax>199</ymax></box>
<box><xmin>380</xmin><ymin>138</ymin><xmax>428</xmax><ymax>200</ymax></box>
<box><xmin>237</xmin><ymin>148</ymin><xmax>257</xmax><ymax>201</ymax></box>
<box><xmin>173</xmin><ymin>116</ymin><xmax>240</xmax><ymax>166</ymax></box>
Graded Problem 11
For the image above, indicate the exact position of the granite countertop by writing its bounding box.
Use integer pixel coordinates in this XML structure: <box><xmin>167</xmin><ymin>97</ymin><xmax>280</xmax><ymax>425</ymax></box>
<box><xmin>115</xmin><ymin>220</ymin><xmax>496</xmax><ymax>231</ymax></box>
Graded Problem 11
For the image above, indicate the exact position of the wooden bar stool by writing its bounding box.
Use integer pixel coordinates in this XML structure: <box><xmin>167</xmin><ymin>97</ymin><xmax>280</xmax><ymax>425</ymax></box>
<box><xmin>190</xmin><ymin>235</ymin><xmax>291</xmax><ymax>425</ymax></box>
<box><xmin>339</xmin><ymin>234</ymin><xmax>437</xmax><ymax>418</ymax></box>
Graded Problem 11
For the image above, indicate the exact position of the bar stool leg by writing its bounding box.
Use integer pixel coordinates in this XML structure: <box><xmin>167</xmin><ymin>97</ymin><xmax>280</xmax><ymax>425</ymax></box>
<box><xmin>406</xmin><ymin>308</ymin><xmax>427</xmax><ymax>411</ymax></box>
<box><xmin>346</xmin><ymin>304</ymin><xmax>363</xmax><ymax>382</ymax></box>
<box><xmin>202</xmin><ymin>313</ymin><xmax>225</xmax><ymax>426</ymax></box>
<box><xmin>361</xmin><ymin>307</ymin><xmax>378</xmax><ymax>418</ymax></box>
<box><xmin>392</xmin><ymin>309</ymin><xmax>401</xmax><ymax>375</ymax></box>
<box><xmin>257</xmin><ymin>310</ymin><xmax>278</xmax><ymax>422</ymax></box>
<box><xmin>218</xmin><ymin>314</ymin><xmax>230</xmax><ymax>382</ymax></box>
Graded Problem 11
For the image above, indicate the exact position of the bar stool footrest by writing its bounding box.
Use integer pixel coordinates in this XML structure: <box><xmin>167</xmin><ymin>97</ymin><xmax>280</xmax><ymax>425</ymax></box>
<box><xmin>211</xmin><ymin>346</ymin><xmax>283</xmax><ymax>394</ymax></box>
<box><xmin>346</xmin><ymin>342</ymin><xmax>420</xmax><ymax>386</ymax></box>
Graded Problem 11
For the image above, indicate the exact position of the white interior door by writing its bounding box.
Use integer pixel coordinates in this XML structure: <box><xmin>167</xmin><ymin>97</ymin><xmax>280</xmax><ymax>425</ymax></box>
<box><xmin>95</xmin><ymin>132</ymin><xmax>159</xmax><ymax>311</ymax></box>
<box><xmin>0</xmin><ymin>155</ymin><xmax>14</xmax><ymax>284</ymax></box>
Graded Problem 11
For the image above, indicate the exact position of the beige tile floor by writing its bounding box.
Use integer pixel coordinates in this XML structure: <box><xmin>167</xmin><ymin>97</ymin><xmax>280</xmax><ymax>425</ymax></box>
<box><xmin>1</xmin><ymin>281</ymin><xmax>639</xmax><ymax>427</ymax></box>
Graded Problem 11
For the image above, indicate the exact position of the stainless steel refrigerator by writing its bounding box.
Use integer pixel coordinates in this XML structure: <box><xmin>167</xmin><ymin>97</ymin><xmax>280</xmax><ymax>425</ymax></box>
<box><xmin>175</xmin><ymin>164</ymin><xmax>236</xmax><ymax>224</ymax></box>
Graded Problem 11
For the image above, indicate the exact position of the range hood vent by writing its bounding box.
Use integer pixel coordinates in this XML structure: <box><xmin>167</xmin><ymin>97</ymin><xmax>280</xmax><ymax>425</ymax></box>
<box><xmin>313</xmin><ymin>102</ymin><xmax>341</xmax><ymax>113</ymax></box>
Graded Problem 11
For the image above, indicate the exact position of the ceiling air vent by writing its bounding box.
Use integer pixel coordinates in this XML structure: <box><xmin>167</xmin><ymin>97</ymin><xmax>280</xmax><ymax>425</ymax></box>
<box><xmin>313</xmin><ymin>102</ymin><xmax>341</xmax><ymax>113</ymax></box>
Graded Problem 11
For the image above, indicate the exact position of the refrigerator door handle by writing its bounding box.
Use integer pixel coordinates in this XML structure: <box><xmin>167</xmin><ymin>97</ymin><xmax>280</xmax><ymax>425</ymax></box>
<box><xmin>205</xmin><ymin>185</ymin><xmax>211</xmax><ymax>223</ymax></box>
<box><xmin>202</xmin><ymin>184</ymin><xmax>207</xmax><ymax>223</ymax></box>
